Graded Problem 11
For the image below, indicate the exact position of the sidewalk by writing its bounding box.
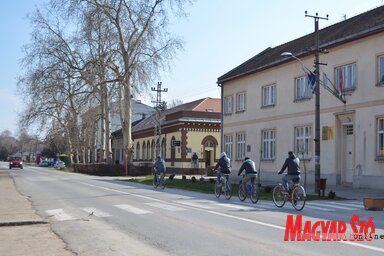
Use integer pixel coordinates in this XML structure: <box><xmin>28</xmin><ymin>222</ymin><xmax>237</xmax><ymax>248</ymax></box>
<box><xmin>0</xmin><ymin>171</ymin><xmax>74</xmax><ymax>256</ymax></box>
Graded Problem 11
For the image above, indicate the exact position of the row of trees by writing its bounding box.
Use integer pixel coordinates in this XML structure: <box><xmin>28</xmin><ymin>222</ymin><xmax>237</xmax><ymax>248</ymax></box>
<box><xmin>18</xmin><ymin>0</ymin><xmax>191</xmax><ymax>164</ymax></box>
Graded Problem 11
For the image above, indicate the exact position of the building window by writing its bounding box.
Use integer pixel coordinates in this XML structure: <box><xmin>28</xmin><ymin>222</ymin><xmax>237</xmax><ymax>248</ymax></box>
<box><xmin>378</xmin><ymin>55</ymin><xmax>384</xmax><ymax>85</ymax></box>
<box><xmin>236</xmin><ymin>132</ymin><xmax>246</xmax><ymax>160</ymax></box>
<box><xmin>224</xmin><ymin>95</ymin><xmax>233</xmax><ymax>115</ymax></box>
<box><xmin>224</xmin><ymin>134</ymin><xmax>233</xmax><ymax>159</ymax></box>
<box><xmin>262</xmin><ymin>84</ymin><xmax>276</xmax><ymax>107</ymax></box>
<box><xmin>295</xmin><ymin>76</ymin><xmax>312</xmax><ymax>100</ymax></box>
<box><xmin>295</xmin><ymin>126</ymin><xmax>312</xmax><ymax>159</ymax></box>
<box><xmin>236</xmin><ymin>92</ymin><xmax>246</xmax><ymax>112</ymax></box>
<box><xmin>377</xmin><ymin>117</ymin><xmax>384</xmax><ymax>158</ymax></box>
<box><xmin>262</xmin><ymin>129</ymin><xmax>275</xmax><ymax>160</ymax></box>
<box><xmin>335</xmin><ymin>63</ymin><xmax>357</xmax><ymax>93</ymax></box>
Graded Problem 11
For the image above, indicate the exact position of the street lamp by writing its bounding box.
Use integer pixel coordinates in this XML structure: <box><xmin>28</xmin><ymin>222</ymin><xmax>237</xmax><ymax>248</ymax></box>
<box><xmin>281</xmin><ymin>52</ymin><xmax>312</xmax><ymax>74</ymax></box>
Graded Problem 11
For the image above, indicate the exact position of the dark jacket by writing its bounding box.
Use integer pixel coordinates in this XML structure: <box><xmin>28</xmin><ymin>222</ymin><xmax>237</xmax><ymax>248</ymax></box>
<box><xmin>238</xmin><ymin>159</ymin><xmax>257</xmax><ymax>176</ymax></box>
<box><xmin>213</xmin><ymin>156</ymin><xmax>231</xmax><ymax>174</ymax></box>
<box><xmin>278</xmin><ymin>154</ymin><xmax>300</xmax><ymax>175</ymax></box>
<box><xmin>154</xmin><ymin>159</ymin><xmax>166</xmax><ymax>173</ymax></box>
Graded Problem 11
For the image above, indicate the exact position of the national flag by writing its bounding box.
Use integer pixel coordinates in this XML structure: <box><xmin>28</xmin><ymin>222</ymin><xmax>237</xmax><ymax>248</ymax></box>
<box><xmin>339</xmin><ymin>68</ymin><xmax>343</xmax><ymax>96</ymax></box>
<box><xmin>307</xmin><ymin>71</ymin><xmax>316</xmax><ymax>93</ymax></box>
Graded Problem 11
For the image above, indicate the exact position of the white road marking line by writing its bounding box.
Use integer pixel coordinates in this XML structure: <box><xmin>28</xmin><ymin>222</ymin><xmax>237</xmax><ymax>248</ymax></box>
<box><xmin>145</xmin><ymin>202</ymin><xmax>186</xmax><ymax>212</ymax></box>
<box><xmin>114</xmin><ymin>204</ymin><xmax>152</xmax><ymax>214</ymax></box>
<box><xmin>80</xmin><ymin>207</ymin><xmax>112</xmax><ymax>217</ymax></box>
<box><xmin>46</xmin><ymin>209</ymin><xmax>75</xmax><ymax>221</ymax></box>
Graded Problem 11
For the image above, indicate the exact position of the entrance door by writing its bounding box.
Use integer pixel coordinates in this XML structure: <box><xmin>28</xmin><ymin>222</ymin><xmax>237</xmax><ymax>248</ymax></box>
<box><xmin>342</xmin><ymin>125</ymin><xmax>354</xmax><ymax>184</ymax></box>
<box><xmin>205</xmin><ymin>150</ymin><xmax>211</xmax><ymax>167</ymax></box>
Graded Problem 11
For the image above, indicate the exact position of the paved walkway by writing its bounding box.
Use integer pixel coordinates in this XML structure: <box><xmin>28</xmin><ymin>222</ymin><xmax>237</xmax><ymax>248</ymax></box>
<box><xmin>1</xmin><ymin>171</ymin><xmax>384</xmax><ymax>256</ymax></box>
<box><xmin>0</xmin><ymin>171</ymin><xmax>74</xmax><ymax>256</ymax></box>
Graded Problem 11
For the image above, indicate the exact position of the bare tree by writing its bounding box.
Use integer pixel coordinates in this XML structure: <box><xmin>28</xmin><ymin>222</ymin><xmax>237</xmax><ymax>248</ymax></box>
<box><xmin>18</xmin><ymin>8</ymin><xmax>92</xmax><ymax>163</ymax></box>
<box><xmin>78</xmin><ymin>0</ymin><xmax>190</xmax><ymax>164</ymax></box>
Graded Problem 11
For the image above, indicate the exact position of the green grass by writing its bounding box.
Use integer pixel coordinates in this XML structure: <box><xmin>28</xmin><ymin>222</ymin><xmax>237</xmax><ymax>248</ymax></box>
<box><xmin>122</xmin><ymin>175</ymin><xmax>344</xmax><ymax>201</ymax></box>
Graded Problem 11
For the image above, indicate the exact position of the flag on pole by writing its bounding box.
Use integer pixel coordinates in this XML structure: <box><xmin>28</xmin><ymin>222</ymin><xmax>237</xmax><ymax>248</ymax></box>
<box><xmin>339</xmin><ymin>68</ymin><xmax>343</xmax><ymax>96</ymax></box>
<box><xmin>307</xmin><ymin>71</ymin><xmax>316</xmax><ymax>93</ymax></box>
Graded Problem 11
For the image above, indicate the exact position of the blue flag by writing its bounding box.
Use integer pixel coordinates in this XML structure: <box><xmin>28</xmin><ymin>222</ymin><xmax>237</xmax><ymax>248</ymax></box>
<box><xmin>307</xmin><ymin>72</ymin><xmax>316</xmax><ymax>93</ymax></box>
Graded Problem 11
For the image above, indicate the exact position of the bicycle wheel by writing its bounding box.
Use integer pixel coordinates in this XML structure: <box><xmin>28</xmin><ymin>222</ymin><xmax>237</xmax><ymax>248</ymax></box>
<box><xmin>272</xmin><ymin>185</ymin><xmax>286</xmax><ymax>208</ymax></box>
<box><xmin>159</xmin><ymin>175</ymin><xmax>165</xmax><ymax>189</ymax></box>
<box><xmin>249</xmin><ymin>184</ymin><xmax>259</xmax><ymax>204</ymax></box>
<box><xmin>291</xmin><ymin>185</ymin><xmax>306</xmax><ymax>211</ymax></box>
<box><xmin>153</xmin><ymin>174</ymin><xmax>159</xmax><ymax>188</ymax></box>
<box><xmin>224</xmin><ymin>180</ymin><xmax>232</xmax><ymax>200</ymax></box>
<box><xmin>238</xmin><ymin>183</ymin><xmax>246</xmax><ymax>201</ymax></box>
<box><xmin>214</xmin><ymin>181</ymin><xmax>221</xmax><ymax>198</ymax></box>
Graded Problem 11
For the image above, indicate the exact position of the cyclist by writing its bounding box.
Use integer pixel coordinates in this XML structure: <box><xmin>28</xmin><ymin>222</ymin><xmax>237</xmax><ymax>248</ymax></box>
<box><xmin>213</xmin><ymin>152</ymin><xmax>231</xmax><ymax>183</ymax></box>
<box><xmin>153</xmin><ymin>155</ymin><xmax>166</xmax><ymax>182</ymax></box>
<box><xmin>237</xmin><ymin>157</ymin><xmax>257</xmax><ymax>187</ymax></box>
<box><xmin>278</xmin><ymin>151</ymin><xmax>300</xmax><ymax>194</ymax></box>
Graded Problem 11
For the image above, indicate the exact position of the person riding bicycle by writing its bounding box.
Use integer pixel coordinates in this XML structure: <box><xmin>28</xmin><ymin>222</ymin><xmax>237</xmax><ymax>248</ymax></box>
<box><xmin>237</xmin><ymin>157</ymin><xmax>257</xmax><ymax>187</ymax></box>
<box><xmin>278</xmin><ymin>151</ymin><xmax>300</xmax><ymax>194</ymax></box>
<box><xmin>153</xmin><ymin>155</ymin><xmax>166</xmax><ymax>182</ymax></box>
<box><xmin>213</xmin><ymin>152</ymin><xmax>231</xmax><ymax>183</ymax></box>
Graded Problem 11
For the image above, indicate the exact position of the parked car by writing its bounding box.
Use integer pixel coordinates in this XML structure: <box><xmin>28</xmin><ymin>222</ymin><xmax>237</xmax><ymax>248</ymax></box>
<box><xmin>39</xmin><ymin>160</ymin><xmax>49</xmax><ymax>167</ymax></box>
<box><xmin>9</xmin><ymin>156</ymin><xmax>23</xmax><ymax>169</ymax></box>
<box><xmin>54</xmin><ymin>160</ymin><xmax>66</xmax><ymax>170</ymax></box>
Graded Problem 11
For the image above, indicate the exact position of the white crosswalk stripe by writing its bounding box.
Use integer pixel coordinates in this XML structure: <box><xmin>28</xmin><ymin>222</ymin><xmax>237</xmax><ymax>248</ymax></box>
<box><xmin>328</xmin><ymin>201</ymin><xmax>364</xmax><ymax>209</ymax></box>
<box><xmin>114</xmin><ymin>204</ymin><xmax>152</xmax><ymax>214</ymax></box>
<box><xmin>46</xmin><ymin>209</ymin><xmax>75</xmax><ymax>221</ymax></box>
<box><xmin>80</xmin><ymin>207</ymin><xmax>112</xmax><ymax>217</ymax></box>
<box><xmin>145</xmin><ymin>202</ymin><xmax>186</xmax><ymax>211</ymax></box>
<box><xmin>309</xmin><ymin>201</ymin><xmax>358</xmax><ymax>210</ymax></box>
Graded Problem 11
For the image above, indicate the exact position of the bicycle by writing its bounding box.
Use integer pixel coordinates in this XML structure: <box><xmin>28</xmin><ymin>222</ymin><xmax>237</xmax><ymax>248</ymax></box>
<box><xmin>214</xmin><ymin>172</ymin><xmax>232</xmax><ymax>200</ymax></box>
<box><xmin>272</xmin><ymin>176</ymin><xmax>306</xmax><ymax>211</ymax></box>
<box><xmin>238</xmin><ymin>175</ymin><xmax>259</xmax><ymax>204</ymax></box>
<box><xmin>153</xmin><ymin>171</ymin><xmax>165</xmax><ymax>189</ymax></box>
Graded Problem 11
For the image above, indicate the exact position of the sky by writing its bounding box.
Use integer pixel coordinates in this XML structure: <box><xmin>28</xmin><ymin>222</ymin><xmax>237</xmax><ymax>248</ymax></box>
<box><xmin>0</xmin><ymin>0</ymin><xmax>383</xmax><ymax>137</ymax></box>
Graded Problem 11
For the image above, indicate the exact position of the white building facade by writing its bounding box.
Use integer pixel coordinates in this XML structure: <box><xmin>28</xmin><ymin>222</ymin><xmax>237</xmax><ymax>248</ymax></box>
<box><xmin>217</xmin><ymin>6</ymin><xmax>384</xmax><ymax>189</ymax></box>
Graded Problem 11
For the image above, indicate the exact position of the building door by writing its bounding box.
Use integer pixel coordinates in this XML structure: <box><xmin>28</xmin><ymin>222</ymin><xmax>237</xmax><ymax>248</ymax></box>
<box><xmin>205</xmin><ymin>150</ymin><xmax>211</xmax><ymax>167</ymax></box>
<box><xmin>342</xmin><ymin>125</ymin><xmax>354</xmax><ymax>184</ymax></box>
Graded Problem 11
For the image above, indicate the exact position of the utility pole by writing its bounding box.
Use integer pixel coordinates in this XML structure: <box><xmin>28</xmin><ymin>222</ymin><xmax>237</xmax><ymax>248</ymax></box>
<box><xmin>151</xmin><ymin>82</ymin><xmax>168</xmax><ymax>158</ymax></box>
<box><xmin>305</xmin><ymin>11</ymin><xmax>328</xmax><ymax>194</ymax></box>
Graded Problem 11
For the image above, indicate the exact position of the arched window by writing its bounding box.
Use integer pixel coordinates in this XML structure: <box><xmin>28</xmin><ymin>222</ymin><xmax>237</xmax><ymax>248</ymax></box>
<box><xmin>146</xmin><ymin>140</ymin><xmax>150</xmax><ymax>160</ymax></box>
<box><xmin>136</xmin><ymin>142</ymin><xmax>140</xmax><ymax>160</ymax></box>
<box><xmin>151</xmin><ymin>140</ymin><xmax>155</xmax><ymax>160</ymax></box>
<box><xmin>142</xmin><ymin>141</ymin><xmax>146</xmax><ymax>160</ymax></box>
<box><xmin>161</xmin><ymin>138</ymin><xmax>166</xmax><ymax>160</ymax></box>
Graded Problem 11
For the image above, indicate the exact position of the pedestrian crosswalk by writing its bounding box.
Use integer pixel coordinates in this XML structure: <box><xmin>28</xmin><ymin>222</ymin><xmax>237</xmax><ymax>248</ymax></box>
<box><xmin>45</xmin><ymin>199</ymin><xmax>365</xmax><ymax>222</ymax></box>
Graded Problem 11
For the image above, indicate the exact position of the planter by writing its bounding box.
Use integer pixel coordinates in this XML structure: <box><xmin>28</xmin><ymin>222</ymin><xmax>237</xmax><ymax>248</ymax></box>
<box><xmin>363</xmin><ymin>197</ymin><xmax>384</xmax><ymax>210</ymax></box>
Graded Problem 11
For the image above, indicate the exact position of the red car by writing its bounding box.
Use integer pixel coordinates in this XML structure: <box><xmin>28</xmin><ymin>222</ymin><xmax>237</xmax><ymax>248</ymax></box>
<box><xmin>9</xmin><ymin>157</ymin><xmax>23</xmax><ymax>169</ymax></box>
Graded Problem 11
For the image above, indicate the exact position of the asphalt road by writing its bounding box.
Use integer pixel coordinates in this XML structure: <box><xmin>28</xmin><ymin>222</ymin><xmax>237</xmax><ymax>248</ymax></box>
<box><xmin>5</xmin><ymin>163</ymin><xmax>384</xmax><ymax>256</ymax></box>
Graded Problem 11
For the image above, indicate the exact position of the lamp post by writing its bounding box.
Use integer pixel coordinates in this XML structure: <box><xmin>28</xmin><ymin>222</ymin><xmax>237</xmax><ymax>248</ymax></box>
<box><xmin>306</xmin><ymin>11</ymin><xmax>328</xmax><ymax>194</ymax></box>
<box><xmin>282</xmin><ymin>12</ymin><xmax>328</xmax><ymax>193</ymax></box>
